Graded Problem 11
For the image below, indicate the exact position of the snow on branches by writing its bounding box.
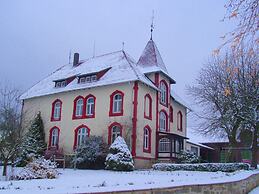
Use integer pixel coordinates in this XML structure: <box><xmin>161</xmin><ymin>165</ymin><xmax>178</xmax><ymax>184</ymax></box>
<box><xmin>105</xmin><ymin>136</ymin><xmax>134</xmax><ymax>171</ymax></box>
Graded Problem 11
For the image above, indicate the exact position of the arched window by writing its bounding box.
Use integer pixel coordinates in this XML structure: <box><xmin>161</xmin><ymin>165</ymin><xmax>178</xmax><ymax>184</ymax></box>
<box><xmin>144</xmin><ymin>94</ymin><xmax>152</xmax><ymax>120</ymax></box>
<box><xmin>108</xmin><ymin>122</ymin><xmax>122</xmax><ymax>144</ymax></box>
<box><xmin>159</xmin><ymin>111</ymin><xmax>168</xmax><ymax>132</ymax></box>
<box><xmin>159</xmin><ymin>138</ymin><xmax>170</xmax><ymax>152</ymax></box>
<box><xmin>86</xmin><ymin>95</ymin><xmax>95</xmax><ymax>118</ymax></box>
<box><xmin>51</xmin><ymin>99</ymin><xmax>62</xmax><ymax>121</ymax></box>
<box><xmin>109</xmin><ymin>90</ymin><xmax>124</xmax><ymax>116</ymax></box>
<box><xmin>76</xmin><ymin>98</ymin><xmax>84</xmax><ymax>116</ymax></box>
<box><xmin>177</xmin><ymin>111</ymin><xmax>183</xmax><ymax>131</ymax></box>
<box><xmin>73</xmin><ymin>96</ymin><xmax>85</xmax><ymax>119</ymax></box>
<box><xmin>74</xmin><ymin>125</ymin><xmax>90</xmax><ymax>149</ymax></box>
<box><xmin>49</xmin><ymin>127</ymin><xmax>60</xmax><ymax>148</ymax></box>
<box><xmin>143</xmin><ymin>126</ymin><xmax>151</xmax><ymax>153</ymax></box>
<box><xmin>170</xmin><ymin>106</ymin><xmax>173</xmax><ymax>122</ymax></box>
<box><xmin>159</xmin><ymin>80</ymin><xmax>168</xmax><ymax>105</ymax></box>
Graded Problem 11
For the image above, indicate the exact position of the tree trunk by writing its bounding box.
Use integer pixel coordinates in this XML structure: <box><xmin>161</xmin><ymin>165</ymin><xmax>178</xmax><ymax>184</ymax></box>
<box><xmin>2</xmin><ymin>160</ymin><xmax>8</xmax><ymax>177</ymax></box>
<box><xmin>228</xmin><ymin>128</ymin><xmax>238</xmax><ymax>162</ymax></box>
<box><xmin>250</xmin><ymin>126</ymin><xmax>258</xmax><ymax>169</ymax></box>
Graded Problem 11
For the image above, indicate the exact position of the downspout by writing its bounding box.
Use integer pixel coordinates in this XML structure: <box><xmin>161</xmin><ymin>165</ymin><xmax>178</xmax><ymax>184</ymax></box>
<box><xmin>132</xmin><ymin>81</ymin><xmax>139</xmax><ymax>157</ymax></box>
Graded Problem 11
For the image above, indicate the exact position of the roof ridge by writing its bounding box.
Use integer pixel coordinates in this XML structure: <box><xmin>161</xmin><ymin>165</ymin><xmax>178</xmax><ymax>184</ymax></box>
<box><xmin>122</xmin><ymin>51</ymin><xmax>140</xmax><ymax>80</ymax></box>
<box><xmin>150</xmin><ymin>40</ymin><xmax>158</xmax><ymax>67</ymax></box>
<box><xmin>82</xmin><ymin>50</ymin><xmax>122</xmax><ymax>63</ymax></box>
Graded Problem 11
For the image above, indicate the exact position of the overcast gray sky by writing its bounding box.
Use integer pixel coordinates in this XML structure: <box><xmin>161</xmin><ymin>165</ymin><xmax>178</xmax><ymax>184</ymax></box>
<box><xmin>0</xmin><ymin>0</ymin><xmax>234</xmax><ymax>142</ymax></box>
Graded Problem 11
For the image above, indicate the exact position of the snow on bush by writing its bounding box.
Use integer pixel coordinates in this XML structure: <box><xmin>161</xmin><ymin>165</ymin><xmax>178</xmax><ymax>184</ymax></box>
<box><xmin>105</xmin><ymin>136</ymin><xmax>134</xmax><ymax>171</ymax></box>
<box><xmin>14</xmin><ymin>157</ymin><xmax>58</xmax><ymax>180</ymax></box>
<box><xmin>18</xmin><ymin>113</ymin><xmax>47</xmax><ymax>167</ymax></box>
<box><xmin>178</xmin><ymin>150</ymin><xmax>200</xmax><ymax>163</ymax></box>
<box><xmin>153</xmin><ymin>163</ymin><xmax>250</xmax><ymax>172</ymax></box>
<box><xmin>73</xmin><ymin>136</ymin><xmax>108</xmax><ymax>169</ymax></box>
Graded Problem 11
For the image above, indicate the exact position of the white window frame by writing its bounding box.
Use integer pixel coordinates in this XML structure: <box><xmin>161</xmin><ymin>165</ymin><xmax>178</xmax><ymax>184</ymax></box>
<box><xmin>79</xmin><ymin>77</ymin><xmax>86</xmax><ymax>83</ymax></box>
<box><xmin>56</xmin><ymin>82</ymin><xmax>61</xmax><ymax>88</ymax></box>
<box><xmin>77</xmin><ymin>127</ymin><xmax>88</xmax><ymax>147</ymax></box>
<box><xmin>160</xmin><ymin>82</ymin><xmax>167</xmax><ymax>104</ymax></box>
<box><xmin>86</xmin><ymin>97</ymin><xmax>94</xmax><ymax>116</ymax></box>
<box><xmin>51</xmin><ymin>128</ymin><xmax>59</xmax><ymax>147</ymax></box>
<box><xmin>53</xmin><ymin>101</ymin><xmax>61</xmax><ymax>119</ymax></box>
<box><xmin>91</xmin><ymin>75</ymin><xmax>97</xmax><ymax>82</ymax></box>
<box><xmin>61</xmin><ymin>80</ymin><xmax>67</xmax><ymax>87</ymax></box>
<box><xmin>159</xmin><ymin>111</ymin><xmax>166</xmax><ymax>132</ymax></box>
<box><xmin>86</xmin><ymin>76</ymin><xmax>91</xmax><ymax>83</ymax></box>
<box><xmin>112</xmin><ymin>125</ymin><xmax>121</xmax><ymax>143</ymax></box>
<box><xmin>113</xmin><ymin>94</ymin><xmax>122</xmax><ymax>113</ymax></box>
<box><xmin>159</xmin><ymin>138</ymin><xmax>170</xmax><ymax>152</ymax></box>
<box><xmin>144</xmin><ymin>128</ymin><xmax>149</xmax><ymax>150</ymax></box>
<box><xmin>76</xmin><ymin>98</ymin><xmax>84</xmax><ymax>116</ymax></box>
<box><xmin>145</xmin><ymin>95</ymin><xmax>151</xmax><ymax>118</ymax></box>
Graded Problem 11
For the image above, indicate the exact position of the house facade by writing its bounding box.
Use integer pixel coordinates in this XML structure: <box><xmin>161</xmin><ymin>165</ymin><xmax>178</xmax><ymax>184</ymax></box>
<box><xmin>21</xmin><ymin>39</ymin><xmax>189</xmax><ymax>168</ymax></box>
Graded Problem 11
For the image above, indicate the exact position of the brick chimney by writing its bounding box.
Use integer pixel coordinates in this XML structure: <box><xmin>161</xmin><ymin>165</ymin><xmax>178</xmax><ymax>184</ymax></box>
<box><xmin>73</xmin><ymin>53</ymin><xmax>79</xmax><ymax>67</ymax></box>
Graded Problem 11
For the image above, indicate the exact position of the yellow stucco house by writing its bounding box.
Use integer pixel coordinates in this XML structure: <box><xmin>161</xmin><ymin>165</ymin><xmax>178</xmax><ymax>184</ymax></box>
<box><xmin>21</xmin><ymin>38</ymin><xmax>190</xmax><ymax>168</ymax></box>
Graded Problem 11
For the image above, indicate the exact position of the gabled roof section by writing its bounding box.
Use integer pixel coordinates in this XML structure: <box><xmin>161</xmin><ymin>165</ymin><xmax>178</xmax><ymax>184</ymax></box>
<box><xmin>137</xmin><ymin>39</ymin><xmax>168</xmax><ymax>73</ymax></box>
<box><xmin>20</xmin><ymin>50</ymin><xmax>157</xmax><ymax>100</ymax></box>
<box><xmin>171</xmin><ymin>90</ymin><xmax>192</xmax><ymax>111</ymax></box>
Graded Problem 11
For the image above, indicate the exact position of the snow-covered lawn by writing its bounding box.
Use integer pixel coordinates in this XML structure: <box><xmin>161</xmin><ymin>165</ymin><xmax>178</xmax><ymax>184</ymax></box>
<box><xmin>249</xmin><ymin>186</ymin><xmax>259</xmax><ymax>194</ymax></box>
<box><xmin>0</xmin><ymin>168</ymin><xmax>258</xmax><ymax>194</ymax></box>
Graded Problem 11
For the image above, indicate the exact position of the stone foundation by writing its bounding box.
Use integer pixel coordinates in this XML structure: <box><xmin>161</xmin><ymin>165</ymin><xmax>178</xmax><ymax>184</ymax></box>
<box><xmin>97</xmin><ymin>172</ymin><xmax>259</xmax><ymax>194</ymax></box>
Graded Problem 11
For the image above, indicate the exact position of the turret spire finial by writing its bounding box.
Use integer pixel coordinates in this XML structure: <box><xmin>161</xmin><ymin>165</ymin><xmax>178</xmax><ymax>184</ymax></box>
<box><xmin>150</xmin><ymin>10</ymin><xmax>155</xmax><ymax>40</ymax></box>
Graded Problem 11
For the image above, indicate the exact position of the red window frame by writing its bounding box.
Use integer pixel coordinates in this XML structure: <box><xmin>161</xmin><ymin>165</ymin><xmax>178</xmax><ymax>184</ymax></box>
<box><xmin>170</xmin><ymin>106</ymin><xmax>173</xmax><ymax>122</ymax></box>
<box><xmin>73</xmin><ymin>124</ymin><xmax>90</xmax><ymax>149</ymax></box>
<box><xmin>159</xmin><ymin>109</ymin><xmax>168</xmax><ymax>132</ymax></box>
<box><xmin>72</xmin><ymin>96</ymin><xmax>86</xmax><ymax>120</ymax></box>
<box><xmin>143</xmin><ymin>125</ymin><xmax>152</xmax><ymax>153</ymax></box>
<box><xmin>48</xmin><ymin>126</ymin><xmax>60</xmax><ymax>149</ymax></box>
<box><xmin>177</xmin><ymin>111</ymin><xmax>183</xmax><ymax>131</ymax></box>
<box><xmin>108</xmin><ymin>122</ymin><xmax>122</xmax><ymax>145</ymax></box>
<box><xmin>85</xmin><ymin>94</ymin><xmax>96</xmax><ymax>118</ymax></box>
<box><xmin>51</xmin><ymin>99</ymin><xmax>62</xmax><ymax>122</ymax></box>
<box><xmin>144</xmin><ymin>94</ymin><xmax>152</xmax><ymax>120</ymax></box>
<box><xmin>159</xmin><ymin>80</ymin><xmax>169</xmax><ymax>107</ymax></box>
<box><xmin>109</xmin><ymin>90</ymin><xmax>124</xmax><ymax>117</ymax></box>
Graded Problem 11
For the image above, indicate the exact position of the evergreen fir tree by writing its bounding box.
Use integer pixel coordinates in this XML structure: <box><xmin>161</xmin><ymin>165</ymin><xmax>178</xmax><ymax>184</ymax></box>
<box><xmin>105</xmin><ymin>136</ymin><xmax>134</xmax><ymax>171</ymax></box>
<box><xmin>18</xmin><ymin>112</ymin><xmax>47</xmax><ymax>166</ymax></box>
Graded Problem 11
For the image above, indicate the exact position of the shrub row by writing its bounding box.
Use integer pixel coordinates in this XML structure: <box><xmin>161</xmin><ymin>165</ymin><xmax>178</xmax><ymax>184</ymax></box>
<box><xmin>152</xmin><ymin>163</ymin><xmax>250</xmax><ymax>172</ymax></box>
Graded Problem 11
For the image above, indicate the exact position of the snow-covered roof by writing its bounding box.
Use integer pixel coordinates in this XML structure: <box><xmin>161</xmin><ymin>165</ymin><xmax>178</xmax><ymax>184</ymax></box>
<box><xmin>170</xmin><ymin>90</ymin><xmax>192</xmax><ymax>111</ymax></box>
<box><xmin>20</xmin><ymin>50</ymin><xmax>158</xmax><ymax>100</ymax></box>
<box><xmin>137</xmin><ymin>40</ymin><xmax>168</xmax><ymax>74</ymax></box>
<box><xmin>187</xmin><ymin>128</ymin><xmax>229</xmax><ymax>145</ymax></box>
<box><xmin>186</xmin><ymin>140</ymin><xmax>214</xmax><ymax>150</ymax></box>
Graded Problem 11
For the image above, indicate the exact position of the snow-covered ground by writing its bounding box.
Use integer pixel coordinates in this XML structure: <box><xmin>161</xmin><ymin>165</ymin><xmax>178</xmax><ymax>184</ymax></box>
<box><xmin>249</xmin><ymin>186</ymin><xmax>259</xmax><ymax>194</ymax></box>
<box><xmin>0</xmin><ymin>168</ymin><xmax>258</xmax><ymax>194</ymax></box>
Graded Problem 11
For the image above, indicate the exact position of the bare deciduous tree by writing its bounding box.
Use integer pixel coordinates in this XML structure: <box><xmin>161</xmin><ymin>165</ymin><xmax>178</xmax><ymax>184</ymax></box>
<box><xmin>0</xmin><ymin>85</ymin><xmax>24</xmax><ymax>177</ymax></box>
<box><xmin>217</xmin><ymin>0</ymin><xmax>258</xmax><ymax>52</ymax></box>
<box><xmin>188</xmin><ymin>45</ymin><xmax>258</xmax><ymax>166</ymax></box>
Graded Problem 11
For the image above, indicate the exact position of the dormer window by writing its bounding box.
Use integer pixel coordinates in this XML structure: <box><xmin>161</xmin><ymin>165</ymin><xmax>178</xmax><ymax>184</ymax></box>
<box><xmin>86</xmin><ymin>76</ymin><xmax>91</xmax><ymax>83</ymax></box>
<box><xmin>54</xmin><ymin>76</ymin><xmax>75</xmax><ymax>88</ymax></box>
<box><xmin>78</xmin><ymin>74</ymin><xmax>98</xmax><ymax>84</ymax></box>
<box><xmin>55</xmin><ymin>81</ymin><xmax>67</xmax><ymax>88</ymax></box>
<box><xmin>79</xmin><ymin>77</ymin><xmax>86</xmax><ymax>83</ymax></box>
<box><xmin>61</xmin><ymin>80</ymin><xmax>67</xmax><ymax>87</ymax></box>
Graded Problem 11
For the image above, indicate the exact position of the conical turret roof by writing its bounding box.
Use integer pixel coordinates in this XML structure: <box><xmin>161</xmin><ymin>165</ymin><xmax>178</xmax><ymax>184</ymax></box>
<box><xmin>137</xmin><ymin>39</ymin><xmax>168</xmax><ymax>73</ymax></box>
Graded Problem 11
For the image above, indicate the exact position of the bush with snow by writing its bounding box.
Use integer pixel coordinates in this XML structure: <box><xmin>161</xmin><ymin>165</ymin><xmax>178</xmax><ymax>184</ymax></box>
<box><xmin>178</xmin><ymin>150</ymin><xmax>200</xmax><ymax>164</ymax></box>
<box><xmin>105</xmin><ymin>136</ymin><xmax>134</xmax><ymax>171</ymax></box>
<box><xmin>73</xmin><ymin>136</ymin><xmax>108</xmax><ymax>169</ymax></box>
<box><xmin>152</xmin><ymin>163</ymin><xmax>249</xmax><ymax>172</ymax></box>
<box><xmin>14</xmin><ymin>157</ymin><xmax>58</xmax><ymax>180</ymax></box>
<box><xmin>18</xmin><ymin>113</ymin><xmax>47</xmax><ymax>167</ymax></box>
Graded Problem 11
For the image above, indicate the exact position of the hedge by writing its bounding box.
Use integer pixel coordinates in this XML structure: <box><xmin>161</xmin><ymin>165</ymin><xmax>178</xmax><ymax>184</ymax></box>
<box><xmin>152</xmin><ymin>163</ymin><xmax>250</xmax><ymax>172</ymax></box>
